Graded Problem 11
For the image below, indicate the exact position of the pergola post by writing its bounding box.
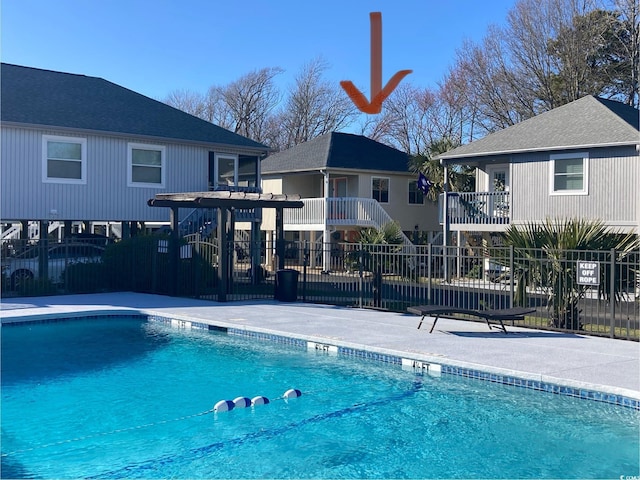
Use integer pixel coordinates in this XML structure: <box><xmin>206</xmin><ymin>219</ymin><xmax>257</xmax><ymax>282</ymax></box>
<box><xmin>169</xmin><ymin>207</ymin><xmax>180</xmax><ymax>296</ymax></box>
<box><xmin>217</xmin><ymin>207</ymin><xmax>228</xmax><ymax>301</ymax></box>
<box><xmin>38</xmin><ymin>220</ymin><xmax>49</xmax><ymax>281</ymax></box>
<box><xmin>250</xmin><ymin>218</ymin><xmax>261</xmax><ymax>285</ymax></box>
<box><xmin>275</xmin><ymin>207</ymin><xmax>285</xmax><ymax>270</ymax></box>
<box><xmin>63</xmin><ymin>221</ymin><xmax>72</xmax><ymax>239</ymax></box>
<box><xmin>146</xmin><ymin>191</ymin><xmax>304</xmax><ymax>301</ymax></box>
<box><xmin>228</xmin><ymin>208</ymin><xmax>236</xmax><ymax>294</ymax></box>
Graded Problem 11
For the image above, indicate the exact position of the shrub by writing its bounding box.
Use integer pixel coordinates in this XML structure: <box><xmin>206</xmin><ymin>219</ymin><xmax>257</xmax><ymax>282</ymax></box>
<box><xmin>16</xmin><ymin>278</ymin><xmax>57</xmax><ymax>296</ymax></box>
<box><xmin>466</xmin><ymin>264</ymin><xmax>483</xmax><ymax>279</ymax></box>
<box><xmin>63</xmin><ymin>262</ymin><xmax>108</xmax><ymax>293</ymax></box>
<box><xmin>103</xmin><ymin>235</ymin><xmax>217</xmax><ymax>296</ymax></box>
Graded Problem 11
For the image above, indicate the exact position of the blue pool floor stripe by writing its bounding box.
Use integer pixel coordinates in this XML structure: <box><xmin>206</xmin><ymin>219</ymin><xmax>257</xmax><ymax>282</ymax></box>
<box><xmin>90</xmin><ymin>382</ymin><xmax>424</xmax><ymax>479</ymax></box>
<box><xmin>2</xmin><ymin>388</ymin><xmax>309</xmax><ymax>460</ymax></box>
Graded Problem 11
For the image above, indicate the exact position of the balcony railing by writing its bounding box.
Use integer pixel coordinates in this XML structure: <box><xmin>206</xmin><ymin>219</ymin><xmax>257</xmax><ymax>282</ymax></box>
<box><xmin>283</xmin><ymin>197</ymin><xmax>416</xmax><ymax>253</ymax></box>
<box><xmin>438</xmin><ymin>191</ymin><xmax>510</xmax><ymax>225</ymax></box>
<box><xmin>284</xmin><ymin>197</ymin><xmax>396</xmax><ymax>229</ymax></box>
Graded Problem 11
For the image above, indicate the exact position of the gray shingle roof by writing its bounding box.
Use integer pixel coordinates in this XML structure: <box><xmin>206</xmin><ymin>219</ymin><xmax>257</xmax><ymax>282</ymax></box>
<box><xmin>261</xmin><ymin>132</ymin><xmax>410</xmax><ymax>173</ymax></box>
<box><xmin>0</xmin><ymin>63</ymin><xmax>268</xmax><ymax>151</ymax></box>
<box><xmin>439</xmin><ymin>95</ymin><xmax>639</xmax><ymax>162</ymax></box>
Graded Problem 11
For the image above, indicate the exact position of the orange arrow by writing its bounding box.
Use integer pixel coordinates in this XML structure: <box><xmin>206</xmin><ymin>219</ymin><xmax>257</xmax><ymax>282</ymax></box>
<box><xmin>340</xmin><ymin>12</ymin><xmax>412</xmax><ymax>114</ymax></box>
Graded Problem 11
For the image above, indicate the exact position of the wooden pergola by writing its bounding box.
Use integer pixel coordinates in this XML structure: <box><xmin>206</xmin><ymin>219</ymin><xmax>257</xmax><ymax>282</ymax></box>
<box><xmin>147</xmin><ymin>191</ymin><xmax>304</xmax><ymax>300</ymax></box>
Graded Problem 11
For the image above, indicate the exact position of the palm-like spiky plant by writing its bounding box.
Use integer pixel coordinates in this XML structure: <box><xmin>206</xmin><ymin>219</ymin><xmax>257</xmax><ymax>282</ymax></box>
<box><xmin>346</xmin><ymin>221</ymin><xmax>406</xmax><ymax>307</ymax></box>
<box><xmin>357</xmin><ymin>221</ymin><xmax>404</xmax><ymax>246</ymax></box>
<box><xmin>500</xmin><ymin>218</ymin><xmax>639</xmax><ymax>330</ymax></box>
<box><xmin>409</xmin><ymin>137</ymin><xmax>474</xmax><ymax>202</ymax></box>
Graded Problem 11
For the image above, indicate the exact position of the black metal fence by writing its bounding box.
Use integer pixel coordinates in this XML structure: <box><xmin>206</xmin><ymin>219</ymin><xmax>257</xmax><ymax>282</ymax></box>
<box><xmin>2</xmin><ymin>236</ymin><xmax>638</xmax><ymax>340</ymax></box>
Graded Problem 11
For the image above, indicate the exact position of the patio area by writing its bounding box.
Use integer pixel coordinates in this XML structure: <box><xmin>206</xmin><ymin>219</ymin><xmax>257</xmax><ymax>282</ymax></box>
<box><xmin>1</xmin><ymin>292</ymin><xmax>638</xmax><ymax>403</ymax></box>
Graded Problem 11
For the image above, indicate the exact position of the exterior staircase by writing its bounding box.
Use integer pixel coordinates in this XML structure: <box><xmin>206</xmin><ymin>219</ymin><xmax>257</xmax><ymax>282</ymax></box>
<box><xmin>283</xmin><ymin>197</ymin><xmax>416</xmax><ymax>253</ymax></box>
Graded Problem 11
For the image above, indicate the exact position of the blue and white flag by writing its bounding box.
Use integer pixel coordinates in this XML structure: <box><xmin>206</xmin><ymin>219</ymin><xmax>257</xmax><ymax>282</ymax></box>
<box><xmin>417</xmin><ymin>172</ymin><xmax>432</xmax><ymax>195</ymax></box>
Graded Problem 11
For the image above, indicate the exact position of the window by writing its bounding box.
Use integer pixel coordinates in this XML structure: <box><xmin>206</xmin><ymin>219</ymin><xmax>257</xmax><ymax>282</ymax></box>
<box><xmin>128</xmin><ymin>143</ymin><xmax>165</xmax><ymax>187</ymax></box>
<box><xmin>408</xmin><ymin>180</ymin><xmax>424</xmax><ymax>204</ymax></box>
<box><xmin>42</xmin><ymin>135</ymin><xmax>86</xmax><ymax>184</ymax></box>
<box><xmin>550</xmin><ymin>152</ymin><xmax>588</xmax><ymax>195</ymax></box>
<box><xmin>372</xmin><ymin>177</ymin><xmax>389</xmax><ymax>203</ymax></box>
<box><xmin>215</xmin><ymin>154</ymin><xmax>238</xmax><ymax>188</ymax></box>
<box><xmin>238</xmin><ymin>155</ymin><xmax>259</xmax><ymax>187</ymax></box>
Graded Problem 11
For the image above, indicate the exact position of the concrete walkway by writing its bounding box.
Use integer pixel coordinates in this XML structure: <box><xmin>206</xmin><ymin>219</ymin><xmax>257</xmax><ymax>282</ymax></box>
<box><xmin>2</xmin><ymin>292</ymin><xmax>638</xmax><ymax>400</ymax></box>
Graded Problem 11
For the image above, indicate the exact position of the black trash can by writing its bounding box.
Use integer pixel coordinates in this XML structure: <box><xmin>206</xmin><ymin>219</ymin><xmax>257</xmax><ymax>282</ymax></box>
<box><xmin>275</xmin><ymin>269</ymin><xmax>299</xmax><ymax>302</ymax></box>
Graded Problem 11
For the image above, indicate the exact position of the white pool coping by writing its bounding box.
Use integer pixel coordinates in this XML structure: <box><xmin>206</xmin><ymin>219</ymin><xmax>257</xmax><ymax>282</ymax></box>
<box><xmin>2</xmin><ymin>292</ymin><xmax>639</xmax><ymax>407</ymax></box>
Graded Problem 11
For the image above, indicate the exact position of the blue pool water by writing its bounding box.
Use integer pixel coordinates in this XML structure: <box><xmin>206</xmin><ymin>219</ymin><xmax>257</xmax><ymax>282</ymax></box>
<box><xmin>1</xmin><ymin>317</ymin><xmax>639</xmax><ymax>479</ymax></box>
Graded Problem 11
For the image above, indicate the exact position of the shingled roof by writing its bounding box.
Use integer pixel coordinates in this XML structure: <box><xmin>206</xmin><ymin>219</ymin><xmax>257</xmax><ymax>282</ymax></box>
<box><xmin>0</xmin><ymin>63</ymin><xmax>268</xmax><ymax>151</ymax></box>
<box><xmin>261</xmin><ymin>132</ymin><xmax>411</xmax><ymax>174</ymax></box>
<box><xmin>439</xmin><ymin>95</ymin><xmax>639</xmax><ymax>163</ymax></box>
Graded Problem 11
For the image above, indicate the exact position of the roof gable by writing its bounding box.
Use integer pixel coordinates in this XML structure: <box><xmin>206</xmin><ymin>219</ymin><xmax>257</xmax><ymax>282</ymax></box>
<box><xmin>261</xmin><ymin>132</ymin><xmax>410</xmax><ymax>173</ymax></box>
<box><xmin>0</xmin><ymin>63</ymin><xmax>267</xmax><ymax>151</ymax></box>
<box><xmin>440</xmin><ymin>95</ymin><xmax>639</xmax><ymax>161</ymax></box>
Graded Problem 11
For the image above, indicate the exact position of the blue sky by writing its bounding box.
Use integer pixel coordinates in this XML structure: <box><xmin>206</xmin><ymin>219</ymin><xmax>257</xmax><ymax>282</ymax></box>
<box><xmin>2</xmin><ymin>0</ymin><xmax>515</xmax><ymax>101</ymax></box>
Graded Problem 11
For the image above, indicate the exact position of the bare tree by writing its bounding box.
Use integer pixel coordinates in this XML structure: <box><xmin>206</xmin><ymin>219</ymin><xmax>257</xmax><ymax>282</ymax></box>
<box><xmin>504</xmin><ymin>0</ymin><xmax>565</xmax><ymax>111</ymax></box>
<box><xmin>445</xmin><ymin>0</ymin><xmax>638</xmax><ymax>136</ymax></box>
<box><xmin>451</xmin><ymin>31</ymin><xmax>534</xmax><ymax>134</ymax></box>
<box><xmin>359</xmin><ymin>83</ymin><xmax>439</xmax><ymax>155</ymax></box>
<box><xmin>356</xmin><ymin>114</ymin><xmax>395</xmax><ymax>145</ymax></box>
<box><xmin>260</xmin><ymin>112</ymin><xmax>289</xmax><ymax>152</ymax></box>
<box><xmin>201</xmin><ymin>85</ymin><xmax>236</xmax><ymax>130</ymax></box>
<box><xmin>279</xmin><ymin>58</ymin><xmax>357</xmax><ymax>149</ymax></box>
<box><xmin>437</xmin><ymin>63</ymin><xmax>485</xmax><ymax>143</ymax></box>
<box><xmin>163</xmin><ymin>89</ymin><xmax>208</xmax><ymax>119</ymax></box>
<box><xmin>219</xmin><ymin>67</ymin><xmax>283</xmax><ymax>144</ymax></box>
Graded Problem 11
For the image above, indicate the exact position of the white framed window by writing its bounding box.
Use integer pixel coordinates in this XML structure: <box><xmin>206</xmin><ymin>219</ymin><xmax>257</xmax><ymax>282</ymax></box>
<box><xmin>128</xmin><ymin>143</ymin><xmax>166</xmax><ymax>187</ymax></box>
<box><xmin>408</xmin><ymin>180</ymin><xmax>424</xmax><ymax>204</ymax></box>
<box><xmin>214</xmin><ymin>153</ymin><xmax>238</xmax><ymax>188</ymax></box>
<box><xmin>372</xmin><ymin>176</ymin><xmax>389</xmax><ymax>203</ymax></box>
<box><xmin>42</xmin><ymin>135</ymin><xmax>87</xmax><ymax>184</ymax></box>
<box><xmin>549</xmin><ymin>152</ymin><xmax>588</xmax><ymax>195</ymax></box>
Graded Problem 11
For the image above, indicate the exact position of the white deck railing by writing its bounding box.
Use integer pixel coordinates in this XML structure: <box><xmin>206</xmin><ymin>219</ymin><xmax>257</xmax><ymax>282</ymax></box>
<box><xmin>284</xmin><ymin>197</ymin><xmax>415</xmax><ymax>252</ymax></box>
<box><xmin>283</xmin><ymin>197</ymin><xmax>392</xmax><ymax>228</ymax></box>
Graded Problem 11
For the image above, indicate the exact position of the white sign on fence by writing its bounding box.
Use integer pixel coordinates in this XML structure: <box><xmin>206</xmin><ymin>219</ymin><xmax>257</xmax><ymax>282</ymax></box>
<box><xmin>577</xmin><ymin>261</ymin><xmax>599</xmax><ymax>286</ymax></box>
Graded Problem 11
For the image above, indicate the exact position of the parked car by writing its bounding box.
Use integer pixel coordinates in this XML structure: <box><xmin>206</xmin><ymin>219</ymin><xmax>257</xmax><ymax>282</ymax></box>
<box><xmin>1</xmin><ymin>242</ymin><xmax>105</xmax><ymax>289</ymax></box>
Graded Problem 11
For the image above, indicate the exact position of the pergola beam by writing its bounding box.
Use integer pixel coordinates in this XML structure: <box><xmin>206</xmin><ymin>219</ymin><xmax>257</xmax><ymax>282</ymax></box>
<box><xmin>148</xmin><ymin>191</ymin><xmax>304</xmax><ymax>210</ymax></box>
<box><xmin>147</xmin><ymin>190</ymin><xmax>304</xmax><ymax>301</ymax></box>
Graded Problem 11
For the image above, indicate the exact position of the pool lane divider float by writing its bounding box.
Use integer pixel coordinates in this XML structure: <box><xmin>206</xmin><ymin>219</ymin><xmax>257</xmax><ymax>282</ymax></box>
<box><xmin>213</xmin><ymin>389</ymin><xmax>302</xmax><ymax>413</ymax></box>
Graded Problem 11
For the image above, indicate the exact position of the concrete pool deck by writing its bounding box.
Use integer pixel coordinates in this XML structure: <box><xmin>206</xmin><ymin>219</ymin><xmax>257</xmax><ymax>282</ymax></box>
<box><xmin>1</xmin><ymin>292</ymin><xmax>639</xmax><ymax>402</ymax></box>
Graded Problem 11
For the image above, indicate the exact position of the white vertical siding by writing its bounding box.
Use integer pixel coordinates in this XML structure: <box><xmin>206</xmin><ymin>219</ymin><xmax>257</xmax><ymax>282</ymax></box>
<box><xmin>1</xmin><ymin>126</ymin><xmax>251</xmax><ymax>222</ymax></box>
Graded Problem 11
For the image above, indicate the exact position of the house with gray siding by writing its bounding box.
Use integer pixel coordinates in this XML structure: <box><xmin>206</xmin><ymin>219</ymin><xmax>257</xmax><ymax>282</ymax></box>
<box><xmin>0</xmin><ymin>63</ymin><xmax>269</xmax><ymax>239</ymax></box>
<box><xmin>437</xmin><ymin>95</ymin><xmax>640</xmax><ymax>236</ymax></box>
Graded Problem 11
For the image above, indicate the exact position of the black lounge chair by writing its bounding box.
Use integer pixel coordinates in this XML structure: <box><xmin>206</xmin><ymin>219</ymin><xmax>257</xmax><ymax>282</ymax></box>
<box><xmin>407</xmin><ymin>305</ymin><xmax>536</xmax><ymax>334</ymax></box>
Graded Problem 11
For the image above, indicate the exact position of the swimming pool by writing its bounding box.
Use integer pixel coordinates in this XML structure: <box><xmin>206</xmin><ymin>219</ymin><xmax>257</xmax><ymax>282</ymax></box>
<box><xmin>2</xmin><ymin>316</ymin><xmax>638</xmax><ymax>479</ymax></box>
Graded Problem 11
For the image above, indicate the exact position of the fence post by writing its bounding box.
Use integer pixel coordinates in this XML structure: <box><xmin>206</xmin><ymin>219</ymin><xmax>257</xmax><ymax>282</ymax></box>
<box><xmin>303</xmin><ymin>243</ymin><xmax>308</xmax><ymax>303</ymax></box>
<box><xmin>358</xmin><ymin>247</ymin><xmax>363</xmax><ymax>309</ymax></box>
<box><xmin>609</xmin><ymin>248</ymin><xmax>616</xmax><ymax>338</ymax></box>
<box><xmin>152</xmin><ymin>240</ymin><xmax>157</xmax><ymax>293</ymax></box>
<box><xmin>63</xmin><ymin>237</ymin><xmax>69</xmax><ymax>292</ymax></box>
<box><xmin>193</xmin><ymin>234</ymin><xmax>200</xmax><ymax>299</ymax></box>
<box><xmin>427</xmin><ymin>243</ymin><xmax>432</xmax><ymax>305</ymax></box>
<box><xmin>509</xmin><ymin>245</ymin><xmax>514</xmax><ymax>308</ymax></box>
